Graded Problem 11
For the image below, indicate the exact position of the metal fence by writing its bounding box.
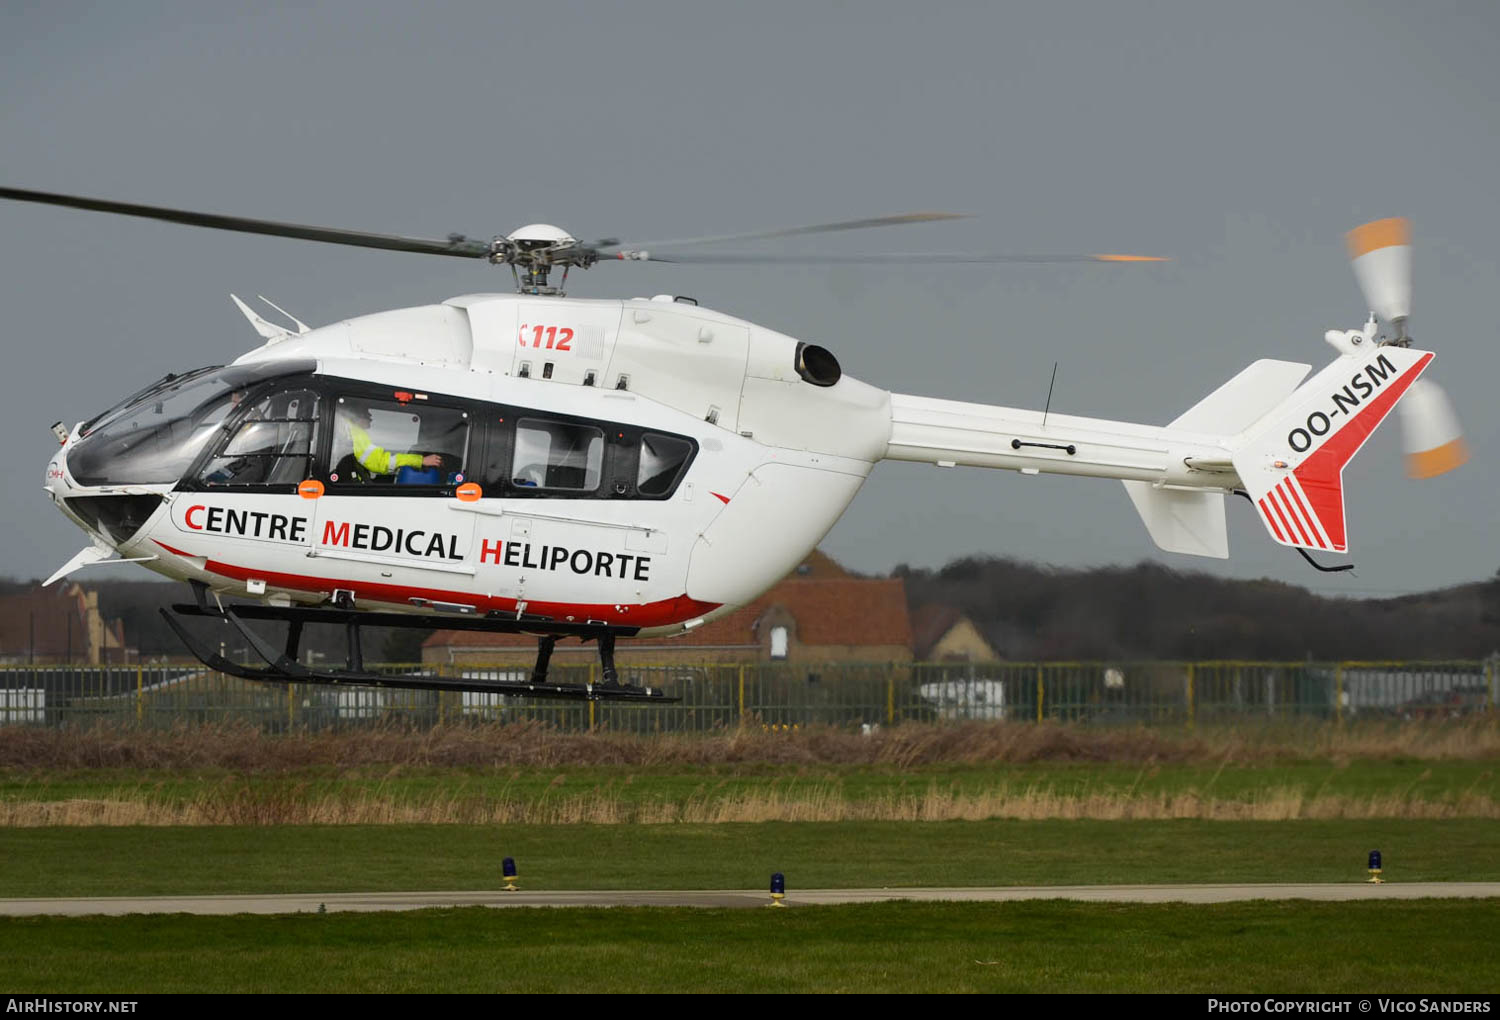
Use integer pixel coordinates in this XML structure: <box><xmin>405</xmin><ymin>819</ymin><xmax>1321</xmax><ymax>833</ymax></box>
<box><xmin>0</xmin><ymin>660</ymin><xmax>1492</xmax><ymax>732</ymax></box>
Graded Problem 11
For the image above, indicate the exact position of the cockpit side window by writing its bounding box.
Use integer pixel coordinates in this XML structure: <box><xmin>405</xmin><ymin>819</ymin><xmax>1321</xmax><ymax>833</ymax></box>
<box><xmin>198</xmin><ymin>390</ymin><xmax>321</xmax><ymax>488</ymax></box>
<box><xmin>328</xmin><ymin>395</ymin><xmax>469</xmax><ymax>487</ymax></box>
<box><xmin>636</xmin><ymin>433</ymin><xmax>695</xmax><ymax>497</ymax></box>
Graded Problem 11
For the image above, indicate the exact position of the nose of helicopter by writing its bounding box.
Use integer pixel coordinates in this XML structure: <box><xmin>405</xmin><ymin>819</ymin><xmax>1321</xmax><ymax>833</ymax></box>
<box><xmin>43</xmin><ymin>440</ymin><xmax>71</xmax><ymax>500</ymax></box>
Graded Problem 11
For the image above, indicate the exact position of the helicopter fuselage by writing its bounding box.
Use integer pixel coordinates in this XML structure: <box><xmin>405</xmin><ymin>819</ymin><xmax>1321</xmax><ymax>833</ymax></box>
<box><xmin>44</xmin><ymin>292</ymin><xmax>894</xmax><ymax>637</ymax></box>
<box><xmin>46</xmin><ymin>289</ymin><xmax>1430</xmax><ymax>644</ymax></box>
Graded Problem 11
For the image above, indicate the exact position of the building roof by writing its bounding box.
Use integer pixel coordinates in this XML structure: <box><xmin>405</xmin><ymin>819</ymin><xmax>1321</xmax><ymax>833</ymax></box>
<box><xmin>910</xmin><ymin>604</ymin><xmax>964</xmax><ymax>660</ymax></box>
<box><xmin>424</xmin><ymin>554</ymin><xmax>911</xmax><ymax>652</ymax></box>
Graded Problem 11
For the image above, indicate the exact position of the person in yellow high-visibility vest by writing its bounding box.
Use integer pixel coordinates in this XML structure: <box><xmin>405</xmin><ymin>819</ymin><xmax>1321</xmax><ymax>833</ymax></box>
<box><xmin>338</xmin><ymin>402</ymin><xmax>443</xmax><ymax>479</ymax></box>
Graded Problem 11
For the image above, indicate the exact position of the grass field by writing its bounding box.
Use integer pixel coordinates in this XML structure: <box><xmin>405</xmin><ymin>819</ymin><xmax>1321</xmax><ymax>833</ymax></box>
<box><xmin>1</xmin><ymin>819</ymin><xmax>1494</xmax><ymax>896</ymax></box>
<box><xmin>1</xmin><ymin>719</ymin><xmax>1495</xmax><ymax>993</ymax></box>
<box><xmin>2</xmin><ymin>901</ymin><xmax>1497</xmax><ymax>993</ymax></box>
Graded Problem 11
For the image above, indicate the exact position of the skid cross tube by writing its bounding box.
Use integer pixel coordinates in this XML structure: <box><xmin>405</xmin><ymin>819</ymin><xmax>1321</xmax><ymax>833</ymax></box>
<box><xmin>159</xmin><ymin>604</ymin><xmax>675</xmax><ymax>702</ymax></box>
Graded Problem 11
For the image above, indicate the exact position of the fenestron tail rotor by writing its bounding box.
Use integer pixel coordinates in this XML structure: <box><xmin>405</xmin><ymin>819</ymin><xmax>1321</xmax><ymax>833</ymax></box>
<box><xmin>1345</xmin><ymin>217</ymin><xmax>1467</xmax><ymax>479</ymax></box>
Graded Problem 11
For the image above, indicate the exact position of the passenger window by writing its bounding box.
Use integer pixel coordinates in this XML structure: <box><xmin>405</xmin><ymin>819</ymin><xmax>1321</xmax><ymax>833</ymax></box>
<box><xmin>513</xmin><ymin>419</ymin><xmax>603</xmax><ymax>492</ymax></box>
<box><xmin>637</xmin><ymin>433</ymin><xmax>694</xmax><ymax>497</ymax></box>
<box><xmin>200</xmin><ymin>390</ymin><xmax>320</xmax><ymax>487</ymax></box>
<box><xmin>329</xmin><ymin>396</ymin><xmax>468</xmax><ymax>486</ymax></box>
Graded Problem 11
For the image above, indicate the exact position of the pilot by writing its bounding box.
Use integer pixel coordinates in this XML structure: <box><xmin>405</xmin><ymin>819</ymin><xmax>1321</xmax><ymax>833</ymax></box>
<box><xmin>338</xmin><ymin>401</ymin><xmax>443</xmax><ymax>479</ymax></box>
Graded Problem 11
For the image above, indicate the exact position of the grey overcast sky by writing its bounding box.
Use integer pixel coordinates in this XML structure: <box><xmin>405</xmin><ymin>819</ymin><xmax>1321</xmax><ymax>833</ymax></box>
<box><xmin>2</xmin><ymin>1</ymin><xmax>1497</xmax><ymax>596</ymax></box>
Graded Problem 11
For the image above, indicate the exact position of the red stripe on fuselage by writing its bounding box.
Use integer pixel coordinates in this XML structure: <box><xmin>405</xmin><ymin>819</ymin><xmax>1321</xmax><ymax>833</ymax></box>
<box><xmin>152</xmin><ymin>540</ymin><xmax>719</xmax><ymax>628</ymax></box>
<box><xmin>1268</xmin><ymin>486</ymin><xmax>1311</xmax><ymax>547</ymax></box>
<box><xmin>1259</xmin><ymin>498</ymin><xmax>1287</xmax><ymax>543</ymax></box>
<box><xmin>1282</xmin><ymin>478</ymin><xmax>1329</xmax><ymax>550</ymax></box>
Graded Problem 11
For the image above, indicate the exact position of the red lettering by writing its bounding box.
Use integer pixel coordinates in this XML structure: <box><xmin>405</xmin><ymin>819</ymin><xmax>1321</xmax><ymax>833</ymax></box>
<box><xmin>480</xmin><ymin>538</ymin><xmax>503</xmax><ymax>564</ymax></box>
<box><xmin>185</xmin><ymin>505</ymin><xmax>205</xmax><ymax>530</ymax></box>
<box><xmin>517</xmin><ymin>324</ymin><xmax>575</xmax><ymax>351</ymax></box>
<box><xmin>321</xmin><ymin>520</ymin><xmax>350</xmax><ymax>547</ymax></box>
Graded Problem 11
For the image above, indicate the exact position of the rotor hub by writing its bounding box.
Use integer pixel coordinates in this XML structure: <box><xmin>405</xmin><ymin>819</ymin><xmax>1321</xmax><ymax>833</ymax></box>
<box><xmin>489</xmin><ymin>223</ymin><xmax>596</xmax><ymax>295</ymax></box>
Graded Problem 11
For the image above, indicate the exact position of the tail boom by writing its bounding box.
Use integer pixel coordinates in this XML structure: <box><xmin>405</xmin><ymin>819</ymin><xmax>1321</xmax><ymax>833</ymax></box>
<box><xmin>883</xmin><ymin>345</ymin><xmax>1433</xmax><ymax>560</ymax></box>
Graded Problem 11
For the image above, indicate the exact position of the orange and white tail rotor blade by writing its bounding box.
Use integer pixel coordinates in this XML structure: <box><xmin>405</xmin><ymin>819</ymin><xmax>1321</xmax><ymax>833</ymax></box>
<box><xmin>1398</xmin><ymin>378</ymin><xmax>1469</xmax><ymax>478</ymax></box>
<box><xmin>1347</xmin><ymin>217</ymin><xmax>1413</xmax><ymax>323</ymax></box>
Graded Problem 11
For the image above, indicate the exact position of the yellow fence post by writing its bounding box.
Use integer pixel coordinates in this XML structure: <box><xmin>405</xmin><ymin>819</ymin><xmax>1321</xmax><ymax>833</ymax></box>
<box><xmin>738</xmin><ymin>664</ymin><xmax>746</xmax><ymax>725</ymax></box>
<box><xmin>1036</xmin><ymin>665</ymin><xmax>1044</xmax><ymax>724</ymax></box>
<box><xmin>886</xmin><ymin>674</ymin><xmax>895</xmax><ymax>726</ymax></box>
<box><xmin>1335</xmin><ymin>664</ymin><xmax>1345</xmax><ymax>726</ymax></box>
<box><xmin>589</xmin><ymin>662</ymin><xmax>597</xmax><ymax>732</ymax></box>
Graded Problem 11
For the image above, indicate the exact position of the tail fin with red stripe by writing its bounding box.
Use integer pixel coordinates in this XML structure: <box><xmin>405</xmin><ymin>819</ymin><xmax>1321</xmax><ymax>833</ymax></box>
<box><xmin>1230</xmin><ymin>346</ymin><xmax>1433</xmax><ymax>553</ymax></box>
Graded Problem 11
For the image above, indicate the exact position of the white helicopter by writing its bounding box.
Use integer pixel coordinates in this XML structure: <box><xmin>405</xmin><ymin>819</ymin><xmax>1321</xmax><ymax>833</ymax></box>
<box><xmin>4</xmin><ymin>187</ymin><xmax>1467</xmax><ymax>701</ymax></box>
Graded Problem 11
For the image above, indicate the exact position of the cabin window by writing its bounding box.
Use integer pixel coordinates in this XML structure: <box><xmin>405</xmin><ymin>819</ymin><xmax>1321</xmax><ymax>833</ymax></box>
<box><xmin>636</xmin><ymin>433</ymin><xmax>694</xmax><ymax>497</ymax></box>
<box><xmin>512</xmin><ymin>419</ymin><xmax>604</xmax><ymax>492</ymax></box>
<box><xmin>199</xmin><ymin>390</ymin><xmax>321</xmax><ymax>487</ymax></box>
<box><xmin>329</xmin><ymin>396</ymin><xmax>469</xmax><ymax>486</ymax></box>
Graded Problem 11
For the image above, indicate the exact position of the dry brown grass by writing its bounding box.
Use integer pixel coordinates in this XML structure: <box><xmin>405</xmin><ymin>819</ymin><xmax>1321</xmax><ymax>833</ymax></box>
<box><xmin>2</xmin><ymin>719</ymin><xmax>1496</xmax><ymax>827</ymax></box>
<box><xmin>3</xmin><ymin>780</ymin><xmax>1496</xmax><ymax>827</ymax></box>
<box><xmin>0</xmin><ymin>717</ymin><xmax>1496</xmax><ymax>772</ymax></box>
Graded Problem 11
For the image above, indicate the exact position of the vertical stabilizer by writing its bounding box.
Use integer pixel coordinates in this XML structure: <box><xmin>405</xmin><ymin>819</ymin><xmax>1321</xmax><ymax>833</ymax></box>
<box><xmin>1231</xmin><ymin>346</ymin><xmax>1433</xmax><ymax>553</ymax></box>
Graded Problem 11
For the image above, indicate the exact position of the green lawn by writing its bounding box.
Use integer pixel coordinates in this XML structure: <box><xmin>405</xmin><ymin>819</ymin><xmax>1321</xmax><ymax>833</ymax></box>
<box><xmin>1</xmin><ymin>900</ymin><xmax>1495</xmax><ymax>993</ymax></box>
<box><xmin>1</xmin><ymin>819</ymin><xmax>1494</xmax><ymax>897</ymax></box>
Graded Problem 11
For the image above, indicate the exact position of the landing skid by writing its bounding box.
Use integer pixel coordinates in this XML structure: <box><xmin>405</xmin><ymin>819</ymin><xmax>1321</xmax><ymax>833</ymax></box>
<box><xmin>160</xmin><ymin>601</ymin><xmax>676</xmax><ymax>703</ymax></box>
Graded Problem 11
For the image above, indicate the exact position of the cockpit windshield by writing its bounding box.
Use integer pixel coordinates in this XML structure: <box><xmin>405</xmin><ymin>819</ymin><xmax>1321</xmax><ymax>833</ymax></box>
<box><xmin>68</xmin><ymin>361</ymin><xmax>316</xmax><ymax>486</ymax></box>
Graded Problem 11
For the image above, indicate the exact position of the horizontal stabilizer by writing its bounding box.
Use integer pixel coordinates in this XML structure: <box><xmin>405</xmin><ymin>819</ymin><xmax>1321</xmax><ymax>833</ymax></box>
<box><xmin>1123</xmin><ymin>359</ymin><xmax>1308</xmax><ymax>558</ymax></box>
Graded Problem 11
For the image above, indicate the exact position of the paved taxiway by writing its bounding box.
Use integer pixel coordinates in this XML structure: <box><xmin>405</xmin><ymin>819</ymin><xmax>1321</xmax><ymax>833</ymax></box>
<box><xmin>3</xmin><ymin>883</ymin><xmax>1498</xmax><ymax>916</ymax></box>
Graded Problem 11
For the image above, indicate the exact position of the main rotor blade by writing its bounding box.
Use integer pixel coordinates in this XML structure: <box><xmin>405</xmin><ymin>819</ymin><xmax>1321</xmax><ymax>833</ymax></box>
<box><xmin>0</xmin><ymin>186</ymin><xmax>492</xmax><ymax>259</ymax></box>
<box><xmin>595</xmin><ymin>212</ymin><xmax>966</xmax><ymax>252</ymax></box>
<box><xmin>623</xmin><ymin>251</ymin><xmax>1169</xmax><ymax>264</ymax></box>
